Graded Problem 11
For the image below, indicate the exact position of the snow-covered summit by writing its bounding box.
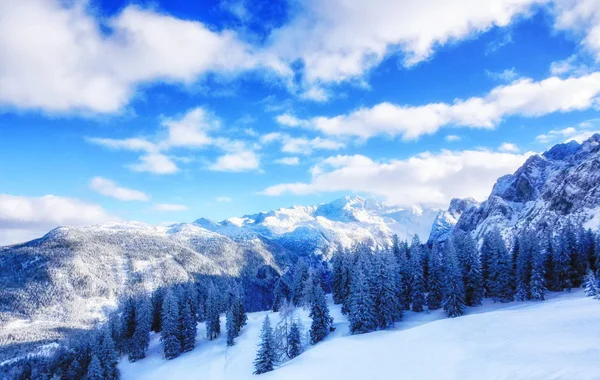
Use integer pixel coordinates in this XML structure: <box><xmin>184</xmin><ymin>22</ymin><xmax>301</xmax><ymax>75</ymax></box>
<box><xmin>454</xmin><ymin>133</ymin><xmax>600</xmax><ymax>244</ymax></box>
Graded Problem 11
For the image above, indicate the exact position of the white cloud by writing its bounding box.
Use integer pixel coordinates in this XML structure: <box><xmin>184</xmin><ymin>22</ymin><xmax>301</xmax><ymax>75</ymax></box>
<box><xmin>89</xmin><ymin>107</ymin><xmax>258</xmax><ymax>173</ymax></box>
<box><xmin>446</xmin><ymin>135</ymin><xmax>462</xmax><ymax>142</ymax></box>
<box><xmin>261</xmin><ymin>132</ymin><xmax>345</xmax><ymax>155</ymax></box>
<box><xmin>216</xmin><ymin>197</ymin><xmax>233</xmax><ymax>203</ymax></box>
<box><xmin>209</xmin><ymin>150</ymin><xmax>260</xmax><ymax>172</ymax></box>
<box><xmin>498</xmin><ymin>142</ymin><xmax>520</xmax><ymax>152</ymax></box>
<box><xmin>301</xmin><ymin>73</ymin><xmax>600</xmax><ymax>140</ymax></box>
<box><xmin>486</xmin><ymin>67</ymin><xmax>519</xmax><ymax>82</ymax></box>
<box><xmin>275</xmin><ymin>157</ymin><xmax>300</xmax><ymax>165</ymax></box>
<box><xmin>535</xmin><ymin>120</ymin><xmax>600</xmax><ymax>144</ymax></box>
<box><xmin>276</xmin><ymin>114</ymin><xmax>308</xmax><ymax>127</ymax></box>
<box><xmin>0</xmin><ymin>194</ymin><xmax>118</xmax><ymax>245</ymax></box>
<box><xmin>267</xmin><ymin>0</ymin><xmax>544</xmax><ymax>86</ymax></box>
<box><xmin>89</xmin><ymin>177</ymin><xmax>150</xmax><ymax>201</ymax></box>
<box><xmin>128</xmin><ymin>153</ymin><xmax>179</xmax><ymax>174</ymax></box>
<box><xmin>0</xmin><ymin>0</ymin><xmax>287</xmax><ymax>113</ymax></box>
<box><xmin>155</xmin><ymin>203</ymin><xmax>188</xmax><ymax>211</ymax></box>
<box><xmin>553</xmin><ymin>0</ymin><xmax>600</xmax><ymax>61</ymax></box>
<box><xmin>261</xmin><ymin>149</ymin><xmax>534</xmax><ymax>208</ymax></box>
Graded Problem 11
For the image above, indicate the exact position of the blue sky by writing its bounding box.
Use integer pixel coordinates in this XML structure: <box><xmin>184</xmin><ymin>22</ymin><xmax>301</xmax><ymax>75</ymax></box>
<box><xmin>1</xmin><ymin>0</ymin><xmax>600</xmax><ymax>244</ymax></box>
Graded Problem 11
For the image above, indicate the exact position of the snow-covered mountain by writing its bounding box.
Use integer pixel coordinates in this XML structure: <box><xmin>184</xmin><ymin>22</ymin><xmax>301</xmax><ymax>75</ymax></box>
<box><xmin>427</xmin><ymin>198</ymin><xmax>479</xmax><ymax>243</ymax></box>
<box><xmin>0</xmin><ymin>196</ymin><xmax>440</xmax><ymax>363</ymax></box>
<box><xmin>453</xmin><ymin>133</ymin><xmax>600</xmax><ymax>244</ymax></box>
<box><xmin>195</xmin><ymin>195</ymin><xmax>441</xmax><ymax>255</ymax></box>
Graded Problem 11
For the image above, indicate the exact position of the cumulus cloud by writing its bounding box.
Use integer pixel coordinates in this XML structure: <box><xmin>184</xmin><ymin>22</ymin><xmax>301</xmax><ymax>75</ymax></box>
<box><xmin>209</xmin><ymin>150</ymin><xmax>260</xmax><ymax>172</ymax></box>
<box><xmin>553</xmin><ymin>0</ymin><xmax>600</xmax><ymax>61</ymax></box>
<box><xmin>155</xmin><ymin>203</ymin><xmax>188</xmax><ymax>211</ymax></box>
<box><xmin>266</xmin><ymin>0</ymin><xmax>545</xmax><ymax>86</ymax></box>
<box><xmin>498</xmin><ymin>142</ymin><xmax>520</xmax><ymax>152</ymax></box>
<box><xmin>0</xmin><ymin>0</ymin><xmax>287</xmax><ymax>113</ymax></box>
<box><xmin>0</xmin><ymin>194</ymin><xmax>118</xmax><ymax>245</ymax></box>
<box><xmin>89</xmin><ymin>177</ymin><xmax>150</xmax><ymax>201</ymax></box>
<box><xmin>89</xmin><ymin>107</ymin><xmax>260</xmax><ymax>173</ymax></box>
<box><xmin>446</xmin><ymin>135</ymin><xmax>462</xmax><ymax>142</ymax></box>
<box><xmin>536</xmin><ymin>119</ymin><xmax>600</xmax><ymax>144</ymax></box>
<box><xmin>260</xmin><ymin>132</ymin><xmax>345</xmax><ymax>155</ymax></box>
<box><xmin>486</xmin><ymin>67</ymin><xmax>519</xmax><ymax>82</ymax></box>
<box><xmin>275</xmin><ymin>157</ymin><xmax>300</xmax><ymax>165</ymax></box>
<box><xmin>261</xmin><ymin>149</ymin><xmax>534</xmax><ymax>208</ymax></box>
<box><xmin>293</xmin><ymin>73</ymin><xmax>600</xmax><ymax>140</ymax></box>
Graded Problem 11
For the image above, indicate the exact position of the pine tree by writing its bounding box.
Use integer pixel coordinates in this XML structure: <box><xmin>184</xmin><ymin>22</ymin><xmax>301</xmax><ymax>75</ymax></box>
<box><xmin>272</xmin><ymin>277</ymin><xmax>291</xmax><ymax>312</ymax></box>
<box><xmin>226</xmin><ymin>309</ymin><xmax>236</xmax><ymax>346</ymax></box>
<box><xmin>96</xmin><ymin>327</ymin><xmax>118</xmax><ymax>380</ymax></box>
<box><xmin>129</xmin><ymin>295</ymin><xmax>151</xmax><ymax>362</ymax></box>
<box><xmin>292</xmin><ymin>258</ymin><xmax>310</xmax><ymax>307</ymax></box>
<box><xmin>66</xmin><ymin>358</ymin><xmax>82</xmax><ymax>380</ymax></box>
<box><xmin>231</xmin><ymin>287</ymin><xmax>247</xmax><ymax>333</ymax></box>
<box><xmin>151</xmin><ymin>288</ymin><xmax>164</xmax><ymax>333</ymax></box>
<box><xmin>348</xmin><ymin>256</ymin><xmax>377</xmax><ymax>334</ymax></box>
<box><xmin>455</xmin><ymin>231</ymin><xmax>484</xmax><ymax>306</ymax></box>
<box><xmin>160</xmin><ymin>289</ymin><xmax>181</xmax><ymax>360</ymax></box>
<box><xmin>392</xmin><ymin>237</ymin><xmax>411</xmax><ymax>311</ymax></box>
<box><xmin>409</xmin><ymin>244</ymin><xmax>426</xmax><ymax>312</ymax></box>
<box><xmin>426</xmin><ymin>244</ymin><xmax>444</xmax><ymax>311</ymax></box>
<box><xmin>542</xmin><ymin>231</ymin><xmax>560</xmax><ymax>291</ymax></box>
<box><xmin>530</xmin><ymin>247</ymin><xmax>547</xmax><ymax>301</ymax></box>
<box><xmin>584</xmin><ymin>269</ymin><xmax>599</xmax><ymax>298</ymax></box>
<box><xmin>309</xmin><ymin>281</ymin><xmax>331</xmax><ymax>344</ymax></box>
<box><xmin>254</xmin><ymin>315</ymin><xmax>276</xmax><ymax>375</ymax></box>
<box><xmin>205</xmin><ymin>284</ymin><xmax>221</xmax><ymax>341</ymax></box>
<box><xmin>374</xmin><ymin>250</ymin><xmax>402</xmax><ymax>328</ymax></box>
<box><xmin>442</xmin><ymin>243</ymin><xmax>466</xmax><ymax>318</ymax></box>
<box><xmin>121</xmin><ymin>297</ymin><xmax>136</xmax><ymax>352</ymax></box>
<box><xmin>486</xmin><ymin>229</ymin><xmax>514</xmax><ymax>302</ymax></box>
<box><xmin>515</xmin><ymin>231</ymin><xmax>535</xmax><ymax>301</ymax></box>
<box><xmin>179</xmin><ymin>290</ymin><xmax>197</xmax><ymax>353</ymax></box>
<box><xmin>287</xmin><ymin>319</ymin><xmax>302</xmax><ymax>359</ymax></box>
<box><xmin>480</xmin><ymin>231</ymin><xmax>494</xmax><ymax>296</ymax></box>
<box><xmin>331</xmin><ymin>245</ymin><xmax>350</xmax><ymax>305</ymax></box>
<box><xmin>85</xmin><ymin>355</ymin><xmax>103</xmax><ymax>380</ymax></box>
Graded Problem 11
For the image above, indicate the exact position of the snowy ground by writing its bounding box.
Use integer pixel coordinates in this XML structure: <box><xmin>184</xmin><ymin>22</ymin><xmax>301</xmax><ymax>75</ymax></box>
<box><xmin>119</xmin><ymin>290</ymin><xmax>600</xmax><ymax>380</ymax></box>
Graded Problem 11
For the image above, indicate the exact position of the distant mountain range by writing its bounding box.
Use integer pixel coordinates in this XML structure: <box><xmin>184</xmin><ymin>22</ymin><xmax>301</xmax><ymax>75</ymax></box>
<box><xmin>2</xmin><ymin>133</ymin><xmax>600</xmax><ymax>364</ymax></box>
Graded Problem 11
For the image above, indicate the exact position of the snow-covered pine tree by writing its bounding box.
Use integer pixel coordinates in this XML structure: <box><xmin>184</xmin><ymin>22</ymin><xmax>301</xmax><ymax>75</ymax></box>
<box><xmin>515</xmin><ymin>230</ymin><xmax>535</xmax><ymax>301</ymax></box>
<box><xmin>443</xmin><ymin>241</ymin><xmax>466</xmax><ymax>318</ymax></box>
<box><xmin>409</xmin><ymin>243</ymin><xmax>426</xmax><ymax>312</ymax></box>
<box><xmin>348</xmin><ymin>255</ymin><xmax>377</xmax><ymax>334</ymax></box>
<box><xmin>226</xmin><ymin>309</ymin><xmax>236</xmax><ymax>346</ymax></box>
<box><xmin>206</xmin><ymin>284</ymin><xmax>221</xmax><ymax>340</ymax></box>
<box><xmin>594</xmin><ymin>233</ymin><xmax>600</xmax><ymax>275</ymax></box>
<box><xmin>85</xmin><ymin>355</ymin><xmax>103</xmax><ymax>380</ymax></box>
<box><xmin>292</xmin><ymin>258</ymin><xmax>310</xmax><ymax>307</ymax></box>
<box><xmin>584</xmin><ymin>269</ymin><xmax>599</xmax><ymax>298</ymax></box>
<box><xmin>373</xmin><ymin>250</ymin><xmax>402</xmax><ymax>328</ymax></box>
<box><xmin>332</xmin><ymin>245</ymin><xmax>350</xmax><ymax>305</ymax></box>
<box><xmin>272</xmin><ymin>277</ymin><xmax>291</xmax><ymax>312</ymax></box>
<box><xmin>129</xmin><ymin>295</ymin><xmax>151</xmax><ymax>362</ymax></box>
<box><xmin>160</xmin><ymin>289</ymin><xmax>181</xmax><ymax>360</ymax></box>
<box><xmin>254</xmin><ymin>315</ymin><xmax>276</xmax><ymax>375</ymax></box>
<box><xmin>309</xmin><ymin>280</ymin><xmax>331</xmax><ymax>344</ymax></box>
<box><xmin>392</xmin><ymin>236</ymin><xmax>411</xmax><ymax>311</ymax></box>
<box><xmin>562</xmin><ymin>222</ymin><xmax>582</xmax><ymax>289</ymax></box>
<box><xmin>66</xmin><ymin>358</ymin><xmax>82</xmax><ymax>380</ymax></box>
<box><xmin>454</xmin><ymin>231</ymin><xmax>483</xmax><ymax>306</ymax></box>
<box><xmin>120</xmin><ymin>296</ymin><xmax>136</xmax><ymax>352</ymax></box>
<box><xmin>96</xmin><ymin>327</ymin><xmax>118</xmax><ymax>380</ymax></box>
<box><xmin>231</xmin><ymin>287</ymin><xmax>248</xmax><ymax>334</ymax></box>
<box><xmin>480</xmin><ymin>231</ymin><xmax>495</xmax><ymax>296</ymax></box>
<box><xmin>287</xmin><ymin>319</ymin><xmax>302</xmax><ymax>359</ymax></box>
<box><xmin>486</xmin><ymin>229</ymin><xmax>514</xmax><ymax>303</ymax></box>
<box><xmin>151</xmin><ymin>288</ymin><xmax>164</xmax><ymax>333</ymax></box>
<box><xmin>530</xmin><ymin>247</ymin><xmax>547</xmax><ymax>301</ymax></box>
<box><xmin>541</xmin><ymin>231</ymin><xmax>560</xmax><ymax>291</ymax></box>
<box><xmin>426</xmin><ymin>244</ymin><xmax>444</xmax><ymax>311</ymax></box>
<box><xmin>179</xmin><ymin>290</ymin><xmax>196</xmax><ymax>353</ymax></box>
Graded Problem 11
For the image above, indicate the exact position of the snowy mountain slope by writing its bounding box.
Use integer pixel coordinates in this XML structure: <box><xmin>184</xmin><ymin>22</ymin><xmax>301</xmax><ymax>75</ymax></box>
<box><xmin>119</xmin><ymin>290</ymin><xmax>600</xmax><ymax>380</ymax></box>
<box><xmin>196</xmin><ymin>196</ymin><xmax>441</xmax><ymax>256</ymax></box>
<box><xmin>454</xmin><ymin>133</ymin><xmax>600</xmax><ymax>243</ymax></box>
<box><xmin>0</xmin><ymin>222</ymin><xmax>282</xmax><ymax>363</ymax></box>
<box><xmin>427</xmin><ymin>198</ymin><xmax>479</xmax><ymax>243</ymax></box>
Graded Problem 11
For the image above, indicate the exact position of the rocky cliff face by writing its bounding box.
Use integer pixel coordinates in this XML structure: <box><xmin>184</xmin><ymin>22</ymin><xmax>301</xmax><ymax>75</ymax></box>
<box><xmin>453</xmin><ymin>134</ymin><xmax>600</xmax><ymax>244</ymax></box>
<box><xmin>428</xmin><ymin>198</ymin><xmax>480</xmax><ymax>243</ymax></box>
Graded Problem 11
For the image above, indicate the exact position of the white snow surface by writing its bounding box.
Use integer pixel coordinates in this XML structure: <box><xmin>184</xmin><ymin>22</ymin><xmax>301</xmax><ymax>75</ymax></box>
<box><xmin>120</xmin><ymin>290</ymin><xmax>600</xmax><ymax>380</ymax></box>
